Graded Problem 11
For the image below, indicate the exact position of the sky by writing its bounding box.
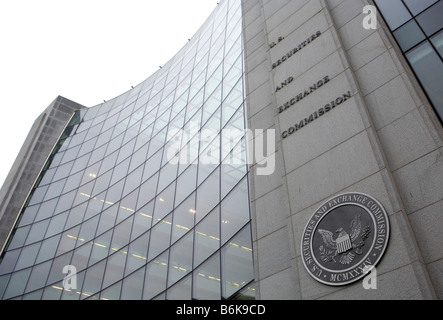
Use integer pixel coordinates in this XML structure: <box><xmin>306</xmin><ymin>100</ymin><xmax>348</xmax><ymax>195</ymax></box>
<box><xmin>0</xmin><ymin>0</ymin><xmax>218</xmax><ymax>189</ymax></box>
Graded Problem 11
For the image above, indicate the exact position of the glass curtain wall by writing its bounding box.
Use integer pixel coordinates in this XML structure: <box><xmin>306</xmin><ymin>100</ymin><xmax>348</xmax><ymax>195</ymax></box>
<box><xmin>374</xmin><ymin>0</ymin><xmax>443</xmax><ymax>123</ymax></box>
<box><xmin>0</xmin><ymin>0</ymin><xmax>255</xmax><ymax>300</ymax></box>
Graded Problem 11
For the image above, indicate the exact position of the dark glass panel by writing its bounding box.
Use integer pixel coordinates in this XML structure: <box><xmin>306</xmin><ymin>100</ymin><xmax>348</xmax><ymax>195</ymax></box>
<box><xmin>416</xmin><ymin>1</ymin><xmax>443</xmax><ymax>36</ymax></box>
<box><xmin>406</xmin><ymin>41</ymin><xmax>443</xmax><ymax>120</ymax></box>
<box><xmin>374</xmin><ymin>0</ymin><xmax>411</xmax><ymax>30</ymax></box>
<box><xmin>0</xmin><ymin>249</ymin><xmax>21</xmax><ymax>275</ymax></box>
<box><xmin>46</xmin><ymin>211</ymin><xmax>69</xmax><ymax>238</ymax></box>
<box><xmin>431</xmin><ymin>30</ymin><xmax>443</xmax><ymax>57</ymax></box>
<box><xmin>24</xmin><ymin>260</ymin><xmax>51</xmax><ymax>294</ymax></box>
<box><xmin>14</xmin><ymin>242</ymin><xmax>40</xmax><ymax>270</ymax></box>
<box><xmin>35</xmin><ymin>198</ymin><xmax>58</xmax><ymax>222</ymax></box>
<box><xmin>3</xmin><ymin>268</ymin><xmax>31</xmax><ymax>299</ymax></box>
<box><xmin>28</xmin><ymin>185</ymin><xmax>49</xmax><ymax>206</ymax></box>
<box><xmin>404</xmin><ymin>0</ymin><xmax>438</xmax><ymax>15</ymax></box>
<box><xmin>35</xmin><ymin>234</ymin><xmax>61</xmax><ymax>264</ymax></box>
<box><xmin>18</xmin><ymin>205</ymin><xmax>39</xmax><ymax>227</ymax></box>
<box><xmin>54</xmin><ymin>189</ymin><xmax>77</xmax><ymax>216</ymax></box>
<box><xmin>24</xmin><ymin>219</ymin><xmax>50</xmax><ymax>245</ymax></box>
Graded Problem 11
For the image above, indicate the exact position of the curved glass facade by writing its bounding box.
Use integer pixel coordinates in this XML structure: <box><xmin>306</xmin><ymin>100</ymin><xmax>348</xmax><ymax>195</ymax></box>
<box><xmin>0</xmin><ymin>0</ymin><xmax>254</xmax><ymax>300</ymax></box>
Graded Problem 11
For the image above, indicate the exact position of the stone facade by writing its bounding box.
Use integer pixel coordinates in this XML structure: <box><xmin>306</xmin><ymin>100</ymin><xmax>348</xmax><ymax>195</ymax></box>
<box><xmin>242</xmin><ymin>0</ymin><xmax>443</xmax><ymax>299</ymax></box>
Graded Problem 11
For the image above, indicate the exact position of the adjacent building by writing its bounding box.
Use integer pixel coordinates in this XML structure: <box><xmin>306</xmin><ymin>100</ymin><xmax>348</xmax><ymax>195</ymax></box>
<box><xmin>0</xmin><ymin>0</ymin><xmax>442</xmax><ymax>300</ymax></box>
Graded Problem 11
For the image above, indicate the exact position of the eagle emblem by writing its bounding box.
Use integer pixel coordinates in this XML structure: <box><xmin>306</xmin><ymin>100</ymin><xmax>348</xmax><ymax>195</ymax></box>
<box><xmin>318</xmin><ymin>214</ymin><xmax>371</xmax><ymax>265</ymax></box>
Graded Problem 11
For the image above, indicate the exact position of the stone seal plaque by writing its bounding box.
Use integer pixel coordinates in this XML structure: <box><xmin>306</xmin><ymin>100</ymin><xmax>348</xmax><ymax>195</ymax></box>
<box><xmin>301</xmin><ymin>193</ymin><xmax>390</xmax><ymax>286</ymax></box>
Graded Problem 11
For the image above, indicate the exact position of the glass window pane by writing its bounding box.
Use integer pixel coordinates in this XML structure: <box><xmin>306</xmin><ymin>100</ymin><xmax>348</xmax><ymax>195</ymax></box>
<box><xmin>110</xmin><ymin>216</ymin><xmax>134</xmax><ymax>252</ymax></box>
<box><xmin>406</xmin><ymin>41</ymin><xmax>443</xmax><ymax>120</ymax></box>
<box><xmin>152</xmin><ymin>182</ymin><xmax>175</xmax><ymax>222</ymax></box>
<box><xmin>125</xmin><ymin>231</ymin><xmax>150</xmax><ymax>275</ymax></box>
<box><xmin>25</xmin><ymin>219</ymin><xmax>50</xmax><ymax>245</ymax></box>
<box><xmin>131</xmin><ymin>201</ymin><xmax>153</xmax><ymax>240</ymax></box>
<box><xmin>100</xmin><ymin>281</ymin><xmax>122</xmax><ymax>300</ymax></box>
<box><xmin>147</xmin><ymin>213</ymin><xmax>172</xmax><ymax>261</ymax></box>
<box><xmin>196</xmin><ymin>167</ymin><xmax>220</xmax><ymax>223</ymax></box>
<box><xmin>81</xmin><ymin>260</ymin><xmax>106</xmax><ymax>299</ymax></box>
<box><xmin>143</xmin><ymin>250</ymin><xmax>169</xmax><ymax>299</ymax></box>
<box><xmin>35</xmin><ymin>234</ymin><xmax>61</xmax><ymax>264</ymax></box>
<box><xmin>168</xmin><ymin>232</ymin><xmax>193</xmax><ymax>286</ymax></box>
<box><xmin>175</xmin><ymin>164</ymin><xmax>197</xmax><ymax>206</ymax></box>
<box><xmin>404</xmin><ymin>0</ymin><xmax>438</xmax><ymax>14</ymax></box>
<box><xmin>393</xmin><ymin>19</ymin><xmax>426</xmax><ymax>51</ymax></box>
<box><xmin>193</xmin><ymin>253</ymin><xmax>221</xmax><ymax>300</ymax></box>
<box><xmin>15</xmin><ymin>242</ymin><xmax>40</xmax><ymax>270</ymax></box>
<box><xmin>121</xmin><ymin>267</ymin><xmax>145</xmax><ymax>300</ymax></box>
<box><xmin>102</xmin><ymin>246</ymin><xmax>128</xmax><ymax>288</ymax></box>
<box><xmin>431</xmin><ymin>29</ymin><xmax>443</xmax><ymax>57</ymax></box>
<box><xmin>375</xmin><ymin>0</ymin><xmax>412</xmax><ymax>30</ymax></box>
<box><xmin>25</xmin><ymin>260</ymin><xmax>51</xmax><ymax>293</ymax></box>
<box><xmin>166</xmin><ymin>274</ymin><xmax>192</xmax><ymax>300</ymax></box>
<box><xmin>35</xmin><ymin>198</ymin><xmax>58</xmax><ymax>222</ymax></box>
<box><xmin>221</xmin><ymin>225</ymin><xmax>253</xmax><ymax>299</ymax></box>
<box><xmin>7</xmin><ymin>226</ymin><xmax>30</xmax><ymax>250</ymax></box>
<box><xmin>89</xmin><ymin>230</ymin><xmax>112</xmax><ymax>266</ymax></box>
<box><xmin>3</xmin><ymin>268</ymin><xmax>31</xmax><ymax>299</ymax></box>
<box><xmin>171</xmin><ymin>193</ymin><xmax>196</xmax><ymax>243</ymax></box>
<box><xmin>0</xmin><ymin>249</ymin><xmax>21</xmax><ymax>275</ymax></box>
<box><xmin>416</xmin><ymin>1</ymin><xmax>443</xmax><ymax>36</ymax></box>
<box><xmin>194</xmin><ymin>207</ymin><xmax>220</xmax><ymax>267</ymax></box>
<box><xmin>220</xmin><ymin>177</ymin><xmax>250</xmax><ymax>244</ymax></box>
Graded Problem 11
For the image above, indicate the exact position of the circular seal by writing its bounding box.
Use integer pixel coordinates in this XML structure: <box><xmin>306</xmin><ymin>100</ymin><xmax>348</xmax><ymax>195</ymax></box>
<box><xmin>301</xmin><ymin>193</ymin><xmax>390</xmax><ymax>286</ymax></box>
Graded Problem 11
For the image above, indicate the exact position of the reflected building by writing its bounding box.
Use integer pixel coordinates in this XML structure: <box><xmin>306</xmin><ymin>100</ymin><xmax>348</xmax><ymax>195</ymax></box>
<box><xmin>0</xmin><ymin>0</ymin><xmax>442</xmax><ymax>300</ymax></box>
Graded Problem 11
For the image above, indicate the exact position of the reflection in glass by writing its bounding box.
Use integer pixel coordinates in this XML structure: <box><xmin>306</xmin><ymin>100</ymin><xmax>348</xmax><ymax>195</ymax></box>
<box><xmin>416</xmin><ymin>1</ymin><xmax>443</xmax><ymax>36</ymax></box>
<box><xmin>374</xmin><ymin>0</ymin><xmax>411</xmax><ymax>30</ymax></box>
<box><xmin>193</xmin><ymin>253</ymin><xmax>221</xmax><ymax>300</ymax></box>
<box><xmin>431</xmin><ymin>30</ymin><xmax>443</xmax><ymax>57</ymax></box>
<box><xmin>393</xmin><ymin>20</ymin><xmax>426</xmax><ymax>52</ymax></box>
<box><xmin>406</xmin><ymin>41</ymin><xmax>443</xmax><ymax>120</ymax></box>
<box><xmin>221</xmin><ymin>226</ymin><xmax>253</xmax><ymax>299</ymax></box>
